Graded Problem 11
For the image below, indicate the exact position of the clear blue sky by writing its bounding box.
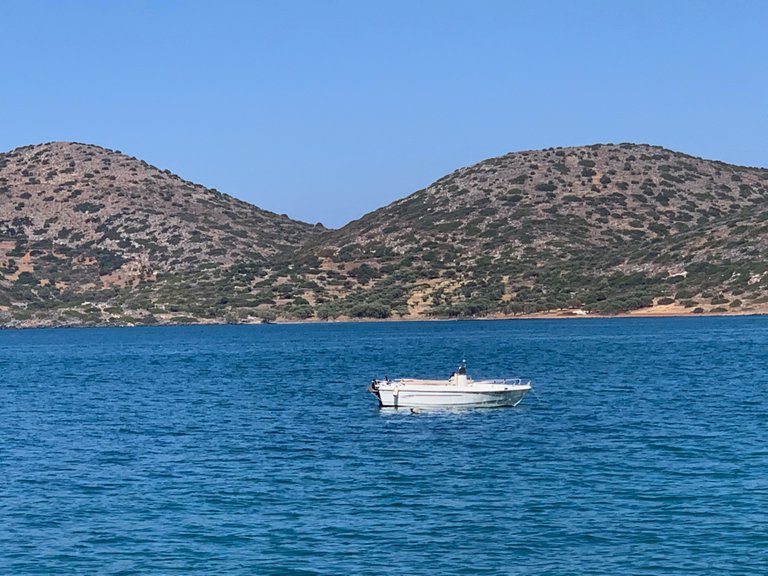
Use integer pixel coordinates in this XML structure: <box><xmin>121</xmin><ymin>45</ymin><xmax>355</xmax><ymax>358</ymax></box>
<box><xmin>1</xmin><ymin>0</ymin><xmax>766</xmax><ymax>228</ymax></box>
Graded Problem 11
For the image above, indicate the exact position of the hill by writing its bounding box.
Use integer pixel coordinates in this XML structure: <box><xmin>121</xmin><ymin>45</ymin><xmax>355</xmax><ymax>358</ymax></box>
<box><xmin>2</xmin><ymin>141</ymin><xmax>768</xmax><ymax>326</ymax></box>
<box><xmin>294</xmin><ymin>143</ymin><xmax>768</xmax><ymax>318</ymax></box>
<box><xmin>0</xmin><ymin>142</ymin><xmax>322</xmax><ymax>325</ymax></box>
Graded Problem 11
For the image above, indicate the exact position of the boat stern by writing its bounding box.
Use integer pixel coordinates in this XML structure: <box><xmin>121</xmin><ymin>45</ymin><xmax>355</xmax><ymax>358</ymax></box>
<box><xmin>368</xmin><ymin>379</ymin><xmax>384</xmax><ymax>407</ymax></box>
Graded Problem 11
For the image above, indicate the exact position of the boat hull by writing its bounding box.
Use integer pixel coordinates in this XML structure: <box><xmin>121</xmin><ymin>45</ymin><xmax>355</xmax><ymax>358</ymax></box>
<box><xmin>370</xmin><ymin>381</ymin><xmax>531</xmax><ymax>409</ymax></box>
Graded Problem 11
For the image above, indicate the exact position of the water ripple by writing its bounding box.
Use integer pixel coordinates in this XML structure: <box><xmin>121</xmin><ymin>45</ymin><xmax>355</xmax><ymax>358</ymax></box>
<box><xmin>1</xmin><ymin>318</ymin><xmax>768</xmax><ymax>574</ymax></box>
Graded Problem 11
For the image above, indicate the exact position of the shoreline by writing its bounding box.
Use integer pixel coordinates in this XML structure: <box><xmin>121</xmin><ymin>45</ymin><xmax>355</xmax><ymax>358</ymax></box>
<box><xmin>274</xmin><ymin>308</ymin><xmax>767</xmax><ymax>325</ymax></box>
<box><xmin>3</xmin><ymin>307</ymin><xmax>766</xmax><ymax>331</ymax></box>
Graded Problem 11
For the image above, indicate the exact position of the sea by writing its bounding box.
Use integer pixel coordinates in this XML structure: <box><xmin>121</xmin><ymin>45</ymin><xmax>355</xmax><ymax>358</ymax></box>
<box><xmin>1</xmin><ymin>317</ymin><xmax>767</xmax><ymax>575</ymax></box>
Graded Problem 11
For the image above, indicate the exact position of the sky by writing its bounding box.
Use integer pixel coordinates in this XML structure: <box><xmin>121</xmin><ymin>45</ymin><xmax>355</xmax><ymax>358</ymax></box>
<box><xmin>1</xmin><ymin>0</ymin><xmax>767</xmax><ymax>228</ymax></box>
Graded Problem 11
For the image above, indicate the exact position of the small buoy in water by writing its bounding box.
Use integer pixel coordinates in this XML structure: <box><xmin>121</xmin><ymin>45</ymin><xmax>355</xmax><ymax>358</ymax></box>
<box><xmin>410</xmin><ymin>407</ymin><xmax>422</xmax><ymax>414</ymax></box>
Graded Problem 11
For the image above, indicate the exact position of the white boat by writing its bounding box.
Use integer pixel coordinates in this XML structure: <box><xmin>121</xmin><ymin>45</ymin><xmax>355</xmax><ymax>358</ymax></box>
<box><xmin>368</xmin><ymin>362</ymin><xmax>532</xmax><ymax>409</ymax></box>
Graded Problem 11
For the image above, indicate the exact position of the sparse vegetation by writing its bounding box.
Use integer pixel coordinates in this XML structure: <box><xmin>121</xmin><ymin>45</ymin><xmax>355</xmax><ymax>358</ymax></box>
<box><xmin>2</xmin><ymin>141</ymin><xmax>768</xmax><ymax>326</ymax></box>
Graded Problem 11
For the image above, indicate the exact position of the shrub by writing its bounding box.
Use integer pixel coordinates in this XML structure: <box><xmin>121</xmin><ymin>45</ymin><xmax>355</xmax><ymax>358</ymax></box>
<box><xmin>257</xmin><ymin>309</ymin><xmax>277</xmax><ymax>323</ymax></box>
<box><xmin>94</xmin><ymin>250</ymin><xmax>126</xmax><ymax>275</ymax></box>
<box><xmin>501</xmin><ymin>193</ymin><xmax>523</xmax><ymax>205</ymax></box>
<box><xmin>316</xmin><ymin>303</ymin><xmax>340</xmax><ymax>320</ymax></box>
<box><xmin>349</xmin><ymin>302</ymin><xmax>391</xmax><ymax>319</ymax></box>
<box><xmin>16</xmin><ymin>271</ymin><xmax>37</xmax><ymax>285</ymax></box>
<box><xmin>74</xmin><ymin>202</ymin><xmax>104</xmax><ymax>212</ymax></box>
<box><xmin>350</xmin><ymin>264</ymin><xmax>379</xmax><ymax>284</ymax></box>
<box><xmin>535</xmin><ymin>182</ymin><xmax>557</xmax><ymax>192</ymax></box>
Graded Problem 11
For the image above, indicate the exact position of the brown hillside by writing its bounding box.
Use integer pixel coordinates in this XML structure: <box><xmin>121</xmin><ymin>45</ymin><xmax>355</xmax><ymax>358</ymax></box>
<box><xmin>3</xmin><ymin>141</ymin><xmax>768</xmax><ymax>326</ymax></box>
<box><xmin>320</xmin><ymin>143</ymin><xmax>768</xmax><ymax>265</ymax></box>
<box><xmin>297</xmin><ymin>144</ymin><xmax>768</xmax><ymax>318</ymax></box>
<box><xmin>0</xmin><ymin>142</ymin><xmax>321</xmax><ymax>293</ymax></box>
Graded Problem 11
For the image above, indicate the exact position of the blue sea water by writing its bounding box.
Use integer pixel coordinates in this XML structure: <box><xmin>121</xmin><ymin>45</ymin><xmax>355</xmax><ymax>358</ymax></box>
<box><xmin>1</xmin><ymin>317</ymin><xmax>768</xmax><ymax>575</ymax></box>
